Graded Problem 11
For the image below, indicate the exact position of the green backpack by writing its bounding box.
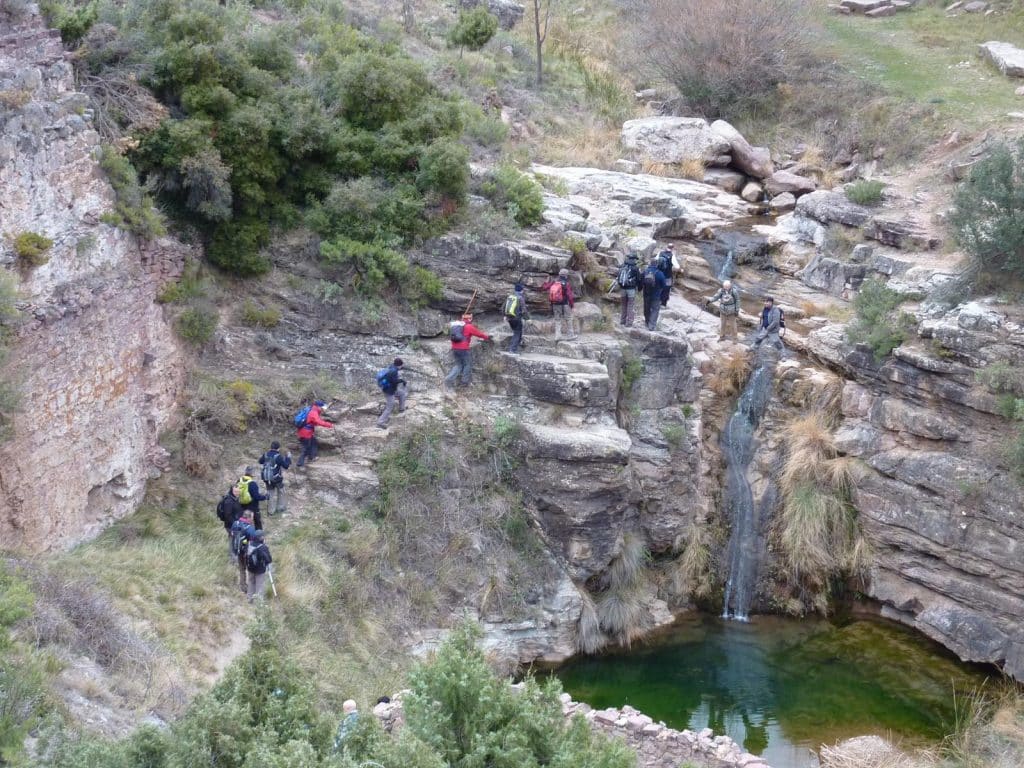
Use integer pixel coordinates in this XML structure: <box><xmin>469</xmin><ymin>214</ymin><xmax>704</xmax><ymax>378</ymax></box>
<box><xmin>235</xmin><ymin>476</ymin><xmax>253</xmax><ymax>506</ymax></box>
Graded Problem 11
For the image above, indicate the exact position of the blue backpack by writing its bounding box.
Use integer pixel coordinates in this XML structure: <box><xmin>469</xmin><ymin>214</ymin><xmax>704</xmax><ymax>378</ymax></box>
<box><xmin>376</xmin><ymin>368</ymin><xmax>392</xmax><ymax>391</ymax></box>
<box><xmin>293</xmin><ymin>405</ymin><xmax>312</xmax><ymax>428</ymax></box>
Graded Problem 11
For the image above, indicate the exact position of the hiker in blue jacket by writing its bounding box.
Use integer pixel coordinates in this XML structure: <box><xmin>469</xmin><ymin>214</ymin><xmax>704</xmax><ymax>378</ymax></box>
<box><xmin>377</xmin><ymin>358</ymin><xmax>407</xmax><ymax>429</ymax></box>
<box><xmin>258</xmin><ymin>442</ymin><xmax>291</xmax><ymax>515</ymax></box>
<box><xmin>641</xmin><ymin>257</ymin><xmax>667</xmax><ymax>331</ymax></box>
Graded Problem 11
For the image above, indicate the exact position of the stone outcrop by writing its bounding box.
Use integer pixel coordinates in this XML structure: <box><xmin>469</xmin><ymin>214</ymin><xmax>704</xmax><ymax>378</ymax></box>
<box><xmin>0</xmin><ymin>9</ymin><xmax>185</xmax><ymax>550</ymax></box>
<box><xmin>979</xmin><ymin>41</ymin><xmax>1024</xmax><ymax>78</ymax></box>
<box><xmin>621</xmin><ymin>117</ymin><xmax>730</xmax><ymax>165</ymax></box>
<box><xmin>709</xmin><ymin>120</ymin><xmax>774</xmax><ymax>180</ymax></box>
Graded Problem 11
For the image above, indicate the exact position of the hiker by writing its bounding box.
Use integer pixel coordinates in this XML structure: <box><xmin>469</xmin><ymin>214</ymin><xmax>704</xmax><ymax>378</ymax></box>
<box><xmin>656</xmin><ymin>243</ymin><xmax>675</xmax><ymax>307</ymax></box>
<box><xmin>296</xmin><ymin>400</ymin><xmax>334</xmax><ymax>467</ymax></box>
<box><xmin>503</xmin><ymin>282</ymin><xmax>530</xmax><ymax>353</ymax></box>
<box><xmin>541</xmin><ymin>268</ymin><xmax>576</xmax><ymax>341</ymax></box>
<box><xmin>230</xmin><ymin>513</ymin><xmax>257</xmax><ymax>592</ymax></box>
<box><xmin>754</xmin><ymin>296</ymin><xmax>785</xmax><ymax>350</ymax></box>
<box><xmin>258</xmin><ymin>441</ymin><xmax>291</xmax><ymax>516</ymax></box>
<box><xmin>245</xmin><ymin>529</ymin><xmax>272</xmax><ymax>602</ymax></box>
<box><xmin>237</xmin><ymin>467</ymin><xmax>267</xmax><ymax>529</ymax></box>
<box><xmin>216</xmin><ymin>485</ymin><xmax>244</xmax><ymax>561</ymax></box>
<box><xmin>706</xmin><ymin>279</ymin><xmax>741</xmax><ymax>341</ymax></box>
<box><xmin>334</xmin><ymin>700</ymin><xmax>359</xmax><ymax>751</ymax></box>
<box><xmin>641</xmin><ymin>256</ymin><xmax>667</xmax><ymax>331</ymax></box>
<box><xmin>444</xmin><ymin>313</ymin><xmax>490</xmax><ymax>389</ymax></box>
<box><xmin>376</xmin><ymin>357</ymin><xmax>407</xmax><ymax>429</ymax></box>
<box><xmin>616</xmin><ymin>253</ymin><xmax>641</xmax><ymax>327</ymax></box>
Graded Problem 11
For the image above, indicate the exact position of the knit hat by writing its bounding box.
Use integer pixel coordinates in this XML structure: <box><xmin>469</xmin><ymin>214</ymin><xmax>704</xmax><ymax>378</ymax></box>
<box><xmin>558</xmin><ymin>268</ymin><xmax>569</xmax><ymax>277</ymax></box>
<box><xmin>270</xmin><ymin>441</ymin><xmax>280</xmax><ymax>450</ymax></box>
<box><xmin>314</xmin><ymin>400</ymin><xmax>326</xmax><ymax>407</ymax></box>
<box><xmin>514</xmin><ymin>282</ymin><xmax>524</xmax><ymax>292</ymax></box>
<box><xmin>393</xmin><ymin>357</ymin><xmax>404</xmax><ymax>367</ymax></box>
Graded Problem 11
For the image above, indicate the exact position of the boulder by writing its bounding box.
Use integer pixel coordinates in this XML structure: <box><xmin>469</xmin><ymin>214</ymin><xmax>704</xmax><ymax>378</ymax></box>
<box><xmin>964</xmin><ymin>0</ymin><xmax>987</xmax><ymax>11</ymax></box>
<box><xmin>765</xmin><ymin>170</ymin><xmax>816</xmax><ymax>196</ymax></box>
<box><xmin>769</xmin><ymin>192</ymin><xmax>796</xmax><ymax>213</ymax></box>
<box><xmin>841</xmin><ymin>0</ymin><xmax>890</xmax><ymax>10</ymax></box>
<box><xmin>865</xmin><ymin>4</ymin><xmax>895</xmax><ymax>15</ymax></box>
<box><xmin>979</xmin><ymin>41</ymin><xmax>1024</xmax><ymax>78</ymax></box>
<box><xmin>702</xmin><ymin>167</ymin><xmax>746</xmax><ymax>195</ymax></box>
<box><xmin>709</xmin><ymin>119</ymin><xmax>774</xmax><ymax>179</ymax></box>
<box><xmin>620</xmin><ymin>116</ymin><xmax>730</xmax><ymax>165</ymax></box>
<box><xmin>740</xmin><ymin>181</ymin><xmax>764</xmax><ymax>203</ymax></box>
<box><xmin>795</xmin><ymin>190</ymin><xmax>873</xmax><ymax>227</ymax></box>
<box><xmin>613</xmin><ymin>159</ymin><xmax>641</xmax><ymax>174</ymax></box>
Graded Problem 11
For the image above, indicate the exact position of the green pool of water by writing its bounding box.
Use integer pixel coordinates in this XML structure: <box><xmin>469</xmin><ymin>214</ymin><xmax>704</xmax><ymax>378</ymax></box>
<box><xmin>554</xmin><ymin>615</ymin><xmax>990</xmax><ymax>768</ymax></box>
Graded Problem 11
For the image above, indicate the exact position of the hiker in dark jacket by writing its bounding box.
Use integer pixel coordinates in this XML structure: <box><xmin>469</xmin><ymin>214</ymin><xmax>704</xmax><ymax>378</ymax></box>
<box><xmin>754</xmin><ymin>296</ymin><xmax>784</xmax><ymax>350</ymax></box>
<box><xmin>245</xmin><ymin>530</ymin><xmax>273</xmax><ymax>602</ymax></box>
<box><xmin>239</xmin><ymin>466</ymin><xmax>267</xmax><ymax>528</ymax></box>
<box><xmin>656</xmin><ymin>244</ymin><xmax>675</xmax><ymax>307</ymax></box>
<box><xmin>504</xmin><ymin>283</ymin><xmax>530</xmax><ymax>353</ymax></box>
<box><xmin>617</xmin><ymin>253</ymin><xmax>641</xmax><ymax>327</ymax></box>
<box><xmin>217</xmin><ymin>486</ymin><xmax>244</xmax><ymax>560</ymax></box>
<box><xmin>377</xmin><ymin>358</ymin><xmax>407</xmax><ymax>429</ymax></box>
<box><xmin>444</xmin><ymin>313</ymin><xmax>490</xmax><ymax>389</ymax></box>
<box><xmin>642</xmin><ymin>258</ymin><xmax>667</xmax><ymax>331</ymax></box>
<box><xmin>540</xmin><ymin>268</ymin><xmax>576</xmax><ymax>341</ymax></box>
<box><xmin>258</xmin><ymin>442</ymin><xmax>291</xmax><ymax>516</ymax></box>
<box><xmin>296</xmin><ymin>400</ymin><xmax>334</xmax><ymax>467</ymax></box>
<box><xmin>231</xmin><ymin>513</ymin><xmax>257</xmax><ymax>592</ymax></box>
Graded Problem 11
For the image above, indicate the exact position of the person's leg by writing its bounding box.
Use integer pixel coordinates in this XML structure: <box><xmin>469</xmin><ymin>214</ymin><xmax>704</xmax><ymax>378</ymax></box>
<box><xmin>275</xmin><ymin>484</ymin><xmax>286</xmax><ymax>514</ymax></box>
<box><xmin>626</xmin><ymin>291</ymin><xmax>635</xmax><ymax>327</ymax></box>
<box><xmin>460</xmin><ymin>350</ymin><xmax>473</xmax><ymax>386</ymax></box>
<box><xmin>719</xmin><ymin>313</ymin><xmax>727</xmax><ymax>340</ymax></box>
<box><xmin>297</xmin><ymin>437</ymin><xmax>312</xmax><ymax>466</ymax></box>
<box><xmin>238</xmin><ymin>558</ymin><xmax>248</xmax><ymax>593</ymax></box>
<box><xmin>227</xmin><ymin>530</ymin><xmax>234</xmax><ymax>561</ymax></box>
<box><xmin>310</xmin><ymin>436</ymin><xmax>318</xmax><ymax>462</ymax></box>
<box><xmin>378</xmin><ymin>393</ymin><xmax>396</xmax><ymax>427</ymax></box>
<box><xmin>510</xmin><ymin>319</ymin><xmax>523</xmax><ymax>352</ymax></box>
<box><xmin>444</xmin><ymin>352</ymin><xmax>461</xmax><ymax>387</ymax></box>
<box><xmin>643</xmin><ymin>292</ymin><xmax>652</xmax><ymax>326</ymax></box>
<box><xmin>396</xmin><ymin>382</ymin><xmax>408</xmax><ymax>412</ymax></box>
<box><xmin>661</xmin><ymin>281</ymin><xmax>671</xmax><ymax>307</ymax></box>
<box><xmin>566</xmin><ymin>306</ymin><xmax>577</xmax><ymax>339</ymax></box>
<box><xmin>620</xmin><ymin>295</ymin><xmax>628</xmax><ymax>325</ymax></box>
<box><xmin>726</xmin><ymin>314</ymin><xmax>738</xmax><ymax>339</ymax></box>
<box><xmin>648</xmin><ymin>302</ymin><xmax>661</xmax><ymax>331</ymax></box>
<box><xmin>552</xmin><ymin>304</ymin><xmax>563</xmax><ymax>340</ymax></box>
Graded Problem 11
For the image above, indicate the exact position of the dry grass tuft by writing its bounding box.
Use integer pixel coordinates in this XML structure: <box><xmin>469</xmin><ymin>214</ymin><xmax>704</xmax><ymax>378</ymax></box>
<box><xmin>672</xmin><ymin>520</ymin><xmax>715</xmax><ymax>600</ymax></box>
<box><xmin>709</xmin><ymin>349</ymin><xmax>752</xmax><ymax>398</ymax></box>
<box><xmin>537</xmin><ymin>123</ymin><xmax>621</xmax><ymax>169</ymax></box>
<box><xmin>576</xmin><ymin>590</ymin><xmax>606</xmax><ymax>654</ymax></box>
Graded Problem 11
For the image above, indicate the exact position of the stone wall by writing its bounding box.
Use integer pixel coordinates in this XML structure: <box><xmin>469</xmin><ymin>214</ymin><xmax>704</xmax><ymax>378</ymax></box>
<box><xmin>0</xmin><ymin>8</ymin><xmax>185</xmax><ymax>550</ymax></box>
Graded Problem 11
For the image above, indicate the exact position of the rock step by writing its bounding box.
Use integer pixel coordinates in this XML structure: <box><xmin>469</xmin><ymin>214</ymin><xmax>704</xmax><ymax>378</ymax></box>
<box><xmin>497</xmin><ymin>352</ymin><xmax>613</xmax><ymax>408</ymax></box>
<box><xmin>519</xmin><ymin>422</ymin><xmax>631</xmax><ymax>463</ymax></box>
<box><xmin>503</xmin><ymin>352</ymin><xmax>610</xmax><ymax>375</ymax></box>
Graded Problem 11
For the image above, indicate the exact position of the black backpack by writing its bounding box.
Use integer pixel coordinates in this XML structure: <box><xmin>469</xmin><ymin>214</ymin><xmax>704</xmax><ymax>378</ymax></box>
<box><xmin>261</xmin><ymin>452</ymin><xmax>283</xmax><ymax>485</ymax></box>
<box><xmin>643</xmin><ymin>269</ymin><xmax>657</xmax><ymax>288</ymax></box>
<box><xmin>617</xmin><ymin>263</ymin><xmax>638</xmax><ymax>289</ymax></box>
<box><xmin>778</xmin><ymin>308</ymin><xmax>786</xmax><ymax>332</ymax></box>
<box><xmin>247</xmin><ymin>543</ymin><xmax>268</xmax><ymax>571</ymax></box>
<box><xmin>216</xmin><ymin>493</ymin><xmax>237</xmax><ymax>524</ymax></box>
<box><xmin>657</xmin><ymin>251</ymin><xmax>673</xmax><ymax>276</ymax></box>
<box><xmin>450</xmin><ymin>322</ymin><xmax>466</xmax><ymax>343</ymax></box>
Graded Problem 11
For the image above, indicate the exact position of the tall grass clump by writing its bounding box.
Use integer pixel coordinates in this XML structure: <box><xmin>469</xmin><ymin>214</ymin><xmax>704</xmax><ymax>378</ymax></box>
<box><xmin>845</xmin><ymin>179</ymin><xmax>885</xmax><ymax>206</ymax></box>
<box><xmin>775</xmin><ymin>413</ymin><xmax>869</xmax><ymax>614</ymax></box>
<box><xmin>582</xmin><ymin>533</ymin><xmax>651</xmax><ymax>649</ymax></box>
<box><xmin>709</xmin><ymin>349</ymin><xmax>751</xmax><ymax>397</ymax></box>
<box><xmin>846</xmin><ymin>278</ymin><xmax>913</xmax><ymax>362</ymax></box>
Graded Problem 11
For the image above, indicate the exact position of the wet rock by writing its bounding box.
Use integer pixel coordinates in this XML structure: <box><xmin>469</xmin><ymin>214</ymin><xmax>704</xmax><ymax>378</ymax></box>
<box><xmin>740</xmin><ymin>181</ymin><xmax>764</xmax><ymax>203</ymax></box>
<box><xmin>702</xmin><ymin>167</ymin><xmax>746</xmax><ymax>195</ymax></box>
<box><xmin>620</xmin><ymin>116</ymin><xmax>731</xmax><ymax>165</ymax></box>
<box><xmin>768</xmin><ymin>191</ymin><xmax>796</xmax><ymax>213</ymax></box>
<box><xmin>841</xmin><ymin>0</ymin><xmax>890</xmax><ymax>10</ymax></box>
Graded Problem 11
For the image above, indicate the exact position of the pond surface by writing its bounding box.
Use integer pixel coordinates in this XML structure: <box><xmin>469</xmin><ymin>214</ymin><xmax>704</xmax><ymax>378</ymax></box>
<box><xmin>554</xmin><ymin>615</ymin><xmax>991</xmax><ymax>768</ymax></box>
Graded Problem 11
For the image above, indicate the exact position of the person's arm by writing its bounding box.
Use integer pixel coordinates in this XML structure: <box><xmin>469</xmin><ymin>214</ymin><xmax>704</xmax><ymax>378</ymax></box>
<box><xmin>709</xmin><ymin>289</ymin><xmax>722</xmax><ymax>302</ymax></box>
<box><xmin>566</xmin><ymin>283</ymin><xmax>575</xmax><ymax>309</ymax></box>
<box><xmin>258</xmin><ymin>454</ymin><xmax>266</xmax><ymax>465</ymax></box>
<box><xmin>465</xmin><ymin>323</ymin><xmax>490</xmax><ymax>341</ymax></box>
<box><xmin>309</xmin><ymin>412</ymin><xmax>334</xmax><ymax>428</ymax></box>
<box><xmin>279</xmin><ymin>453</ymin><xmax>291</xmax><ymax>470</ymax></box>
<box><xmin>765</xmin><ymin>309</ymin><xmax>781</xmax><ymax>334</ymax></box>
<box><xmin>250</xmin><ymin>480</ymin><xmax>269</xmax><ymax>502</ymax></box>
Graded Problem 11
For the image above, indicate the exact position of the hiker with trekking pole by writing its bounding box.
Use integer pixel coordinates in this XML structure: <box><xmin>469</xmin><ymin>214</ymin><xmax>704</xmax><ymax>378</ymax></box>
<box><xmin>444</xmin><ymin>290</ymin><xmax>491</xmax><ymax>390</ymax></box>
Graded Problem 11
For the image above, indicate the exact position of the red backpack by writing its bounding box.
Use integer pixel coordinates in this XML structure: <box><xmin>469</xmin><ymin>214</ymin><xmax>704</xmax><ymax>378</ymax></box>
<box><xmin>548</xmin><ymin>281</ymin><xmax>565</xmax><ymax>303</ymax></box>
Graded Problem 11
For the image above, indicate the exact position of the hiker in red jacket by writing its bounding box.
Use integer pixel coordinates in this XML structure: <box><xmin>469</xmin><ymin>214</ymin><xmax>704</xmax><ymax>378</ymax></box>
<box><xmin>444</xmin><ymin>313</ymin><xmax>490</xmax><ymax>389</ymax></box>
<box><xmin>296</xmin><ymin>400</ymin><xmax>333</xmax><ymax>467</ymax></box>
<box><xmin>541</xmin><ymin>268</ymin><xmax>577</xmax><ymax>341</ymax></box>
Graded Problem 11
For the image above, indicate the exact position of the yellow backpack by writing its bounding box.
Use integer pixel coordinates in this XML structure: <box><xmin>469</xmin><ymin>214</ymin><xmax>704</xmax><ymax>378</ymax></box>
<box><xmin>235</xmin><ymin>475</ymin><xmax>253</xmax><ymax>506</ymax></box>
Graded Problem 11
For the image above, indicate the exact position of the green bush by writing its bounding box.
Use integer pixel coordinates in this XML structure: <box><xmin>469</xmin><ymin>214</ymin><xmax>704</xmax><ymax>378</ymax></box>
<box><xmin>621</xmin><ymin>357</ymin><xmax>644</xmax><ymax>394</ymax></box>
<box><xmin>950</xmin><ymin>139</ymin><xmax>1024</xmax><ymax>280</ymax></box>
<box><xmin>206</xmin><ymin>218</ymin><xmax>270</xmax><ymax>276</ymax></box>
<box><xmin>416</xmin><ymin>139</ymin><xmax>470</xmax><ymax>202</ymax></box>
<box><xmin>463</xmin><ymin>105</ymin><xmax>508</xmax><ymax>148</ymax></box>
<box><xmin>660</xmin><ymin>422</ymin><xmax>687</xmax><ymax>452</ymax></box>
<box><xmin>447</xmin><ymin>7</ymin><xmax>498</xmax><ymax>54</ymax></box>
<box><xmin>239</xmin><ymin>300</ymin><xmax>281</xmax><ymax>328</ymax></box>
<box><xmin>175</xmin><ymin>305</ymin><xmax>218</xmax><ymax>346</ymax></box>
<box><xmin>40</xmin><ymin>0</ymin><xmax>98</xmax><ymax>45</ymax></box>
<box><xmin>845</xmin><ymin>279</ymin><xmax>912</xmax><ymax>361</ymax></box>
<box><xmin>845</xmin><ymin>179</ymin><xmax>885</xmax><ymax>206</ymax></box>
<box><xmin>12</xmin><ymin>232</ymin><xmax>52</xmax><ymax>267</ymax></box>
<box><xmin>483</xmin><ymin>164</ymin><xmax>545</xmax><ymax>227</ymax></box>
<box><xmin>98</xmin><ymin>146</ymin><xmax>166</xmax><ymax>240</ymax></box>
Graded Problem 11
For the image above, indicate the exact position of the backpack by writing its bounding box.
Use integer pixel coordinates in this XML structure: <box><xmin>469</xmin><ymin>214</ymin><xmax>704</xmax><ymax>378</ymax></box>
<box><xmin>261</xmin><ymin>453</ymin><xmax>282</xmax><ymax>485</ymax></box>
<box><xmin>450</xmin><ymin>322</ymin><xmax>466</xmax><ymax>343</ymax></box>
<box><xmin>231</xmin><ymin>517</ymin><xmax>255</xmax><ymax>557</ymax></box>
<box><xmin>376</xmin><ymin>368</ymin><xmax>392</xmax><ymax>392</ymax></box>
<box><xmin>778</xmin><ymin>308</ymin><xmax>786</xmax><ymax>331</ymax></box>
<box><xmin>617</xmin><ymin>263</ymin><xmax>638</xmax><ymax>289</ymax></box>
<box><xmin>247</xmin><ymin>542</ymin><xmax>267</xmax><ymax>571</ymax></box>
<box><xmin>503</xmin><ymin>294</ymin><xmax>520</xmax><ymax>318</ymax></box>
<box><xmin>235</xmin><ymin>476</ymin><xmax>253</xmax><ymax>506</ymax></box>
<box><xmin>657</xmin><ymin>251</ymin><xmax>673</xmax><ymax>276</ymax></box>
<box><xmin>548</xmin><ymin>281</ymin><xmax>565</xmax><ymax>303</ymax></box>
<box><xmin>216</xmin><ymin>492</ymin><xmax>235</xmax><ymax>524</ymax></box>
<box><xmin>643</xmin><ymin>270</ymin><xmax>657</xmax><ymax>288</ymax></box>
<box><xmin>293</xmin><ymin>405</ymin><xmax>312</xmax><ymax>428</ymax></box>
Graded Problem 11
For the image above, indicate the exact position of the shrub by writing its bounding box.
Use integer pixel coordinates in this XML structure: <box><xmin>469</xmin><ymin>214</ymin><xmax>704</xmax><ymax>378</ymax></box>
<box><xmin>845</xmin><ymin>179</ymin><xmax>885</xmax><ymax>206</ymax></box>
<box><xmin>660</xmin><ymin>422</ymin><xmax>687</xmax><ymax>452</ymax></box>
<box><xmin>636</xmin><ymin>0</ymin><xmax>812</xmax><ymax>118</ymax></box>
<box><xmin>463</xmin><ymin>105</ymin><xmax>508</xmax><ymax>147</ymax></box>
<box><xmin>40</xmin><ymin>0</ymin><xmax>98</xmax><ymax>45</ymax></box>
<box><xmin>416</xmin><ymin>138</ymin><xmax>470</xmax><ymax>202</ymax></box>
<box><xmin>238</xmin><ymin>300</ymin><xmax>281</xmax><ymax>328</ymax></box>
<box><xmin>12</xmin><ymin>232</ymin><xmax>52</xmax><ymax>267</ymax></box>
<box><xmin>620</xmin><ymin>357</ymin><xmax>644</xmax><ymax>395</ymax></box>
<box><xmin>845</xmin><ymin>278</ymin><xmax>912</xmax><ymax>362</ymax></box>
<box><xmin>950</xmin><ymin>139</ymin><xmax>1024</xmax><ymax>280</ymax></box>
<box><xmin>206</xmin><ymin>218</ymin><xmax>270</xmax><ymax>276</ymax></box>
<box><xmin>175</xmin><ymin>305</ymin><xmax>218</xmax><ymax>346</ymax></box>
<box><xmin>401</xmin><ymin>265</ymin><xmax>444</xmax><ymax>308</ymax></box>
<box><xmin>447</xmin><ymin>7</ymin><xmax>498</xmax><ymax>54</ymax></box>
<box><xmin>98</xmin><ymin>145</ymin><xmax>166</xmax><ymax>240</ymax></box>
<box><xmin>483</xmin><ymin>164</ymin><xmax>545</xmax><ymax>227</ymax></box>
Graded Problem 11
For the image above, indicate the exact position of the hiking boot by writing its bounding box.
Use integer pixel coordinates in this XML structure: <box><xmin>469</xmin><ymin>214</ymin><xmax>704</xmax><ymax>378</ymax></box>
<box><xmin>376</xmin><ymin>423</ymin><xmax>388</xmax><ymax>430</ymax></box>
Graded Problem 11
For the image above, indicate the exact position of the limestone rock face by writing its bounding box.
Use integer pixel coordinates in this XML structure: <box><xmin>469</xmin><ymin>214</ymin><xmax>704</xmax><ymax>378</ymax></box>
<box><xmin>0</xmin><ymin>10</ymin><xmax>185</xmax><ymax>551</ymax></box>
<box><xmin>807</xmin><ymin>303</ymin><xmax>1024</xmax><ymax>678</ymax></box>
<box><xmin>620</xmin><ymin>117</ymin><xmax>731</xmax><ymax>165</ymax></box>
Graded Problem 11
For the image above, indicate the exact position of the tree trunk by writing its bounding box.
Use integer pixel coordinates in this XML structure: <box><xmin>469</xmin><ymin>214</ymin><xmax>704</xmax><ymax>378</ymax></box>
<box><xmin>533</xmin><ymin>0</ymin><xmax>543</xmax><ymax>85</ymax></box>
<box><xmin>402</xmin><ymin>0</ymin><xmax>415</xmax><ymax>33</ymax></box>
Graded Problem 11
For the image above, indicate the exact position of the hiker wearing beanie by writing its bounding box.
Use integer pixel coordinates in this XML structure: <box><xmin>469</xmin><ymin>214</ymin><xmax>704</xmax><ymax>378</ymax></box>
<box><xmin>503</xmin><ymin>282</ymin><xmax>530</xmax><ymax>353</ymax></box>
<box><xmin>540</xmin><ymin>268</ymin><xmax>576</xmax><ymax>341</ymax></box>
<box><xmin>245</xmin><ymin>529</ymin><xmax>272</xmax><ymax>602</ymax></box>
<box><xmin>376</xmin><ymin>358</ymin><xmax>408</xmax><ymax>429</ymax></box>
<box><xmin>444</xmin><ymin>313</ymin><xmax>490</xmax><ymax>389</ymax></box>
<box><xmin>258</xmin><ymin>441</ymin><xmax>291</xmax><ymax>516</ymax></box>
<box><xmin>296</xmin><ymin>400</ymin><xmax>334</xmax><ymax>468</ymax></box>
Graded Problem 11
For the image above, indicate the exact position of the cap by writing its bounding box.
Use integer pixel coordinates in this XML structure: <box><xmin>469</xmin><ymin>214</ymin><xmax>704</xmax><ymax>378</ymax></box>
<box><xmin>314</xmin><ymin>400</ymin><xmax>326</xmax><ymax>407</ymax></box>
<box><xmin>270</xmin><ymin>441</ymin><xmax>280</xmax><ymax>450</ymax></box>
<box><xmin>253</xmin><ymin>529</ymin><xmax>264</xmax><ymax>539</ymax></box>
<box><xmin>558</xmin><ymin>268</ymin><xmax>569</xmax><ymax>277</ymax></box>
<box><xmin>393</xmin><ymin>357</ymin><xmax>404</xmax><ymax>367</ymax></box>
<box><xmin>514</xmin><ymin>282</ymin><xmax>524</xmax><ymax>292</ymax></box>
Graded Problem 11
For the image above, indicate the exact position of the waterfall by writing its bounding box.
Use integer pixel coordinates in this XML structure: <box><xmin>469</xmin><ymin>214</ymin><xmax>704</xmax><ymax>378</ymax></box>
<box><xmin>720</xmin><ymin>344</ymin><xmax>780</xmax><ymax>621</ymax></box>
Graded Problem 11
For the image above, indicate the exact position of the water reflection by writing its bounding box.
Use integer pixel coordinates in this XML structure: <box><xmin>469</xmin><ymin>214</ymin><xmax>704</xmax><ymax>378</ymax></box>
<box><xmin>554</xmin><ymin>616</ymin><xmax>989</xmax><ymax>768</ymax></box>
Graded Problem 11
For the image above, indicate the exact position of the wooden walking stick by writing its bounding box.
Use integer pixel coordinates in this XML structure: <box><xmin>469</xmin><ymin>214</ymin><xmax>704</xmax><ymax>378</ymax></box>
<box><xmin>463</xmin><ymin>288</ymin><xmax>479</xmax><ymax>317</ymax></box>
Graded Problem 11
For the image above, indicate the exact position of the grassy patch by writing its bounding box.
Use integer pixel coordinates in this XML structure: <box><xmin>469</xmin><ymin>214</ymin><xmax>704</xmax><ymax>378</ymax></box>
<box><xmin>12</xmin><ymin>232</ymin><xmax>52</xmax><ymax>268</ymax></box>
<box><xmin>846</xmin><ymin>278</ymin><xmax>914</xmax><ymax>361</ymax></box>
<box><xmin>845</xmin><ymin>179</ymin><xmax>885</xmax><ymax>206</ymax></box>
<box><xmin>709</xmin><ymin>349</ymin><xmax>751</xmax><ymax>397</ymax></box>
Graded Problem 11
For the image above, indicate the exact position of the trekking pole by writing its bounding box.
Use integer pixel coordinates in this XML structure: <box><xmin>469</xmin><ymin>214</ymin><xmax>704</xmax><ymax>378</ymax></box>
<box><xmin>268</xmin><ymin>565</ymin><xmax>278</xmax><ymax>598</ymax></box>
<box><xmin>463</xmin><ymin>288</ymin><xmax>479</xmax><ymax>316</ymax></box>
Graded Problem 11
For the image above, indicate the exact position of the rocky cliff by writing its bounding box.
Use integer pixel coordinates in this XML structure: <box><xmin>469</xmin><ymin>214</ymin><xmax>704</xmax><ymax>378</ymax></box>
<box><xmin>0</xmin><ymin>9</ymin><xmax>185</xmax><ymax>550</ymax></box>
